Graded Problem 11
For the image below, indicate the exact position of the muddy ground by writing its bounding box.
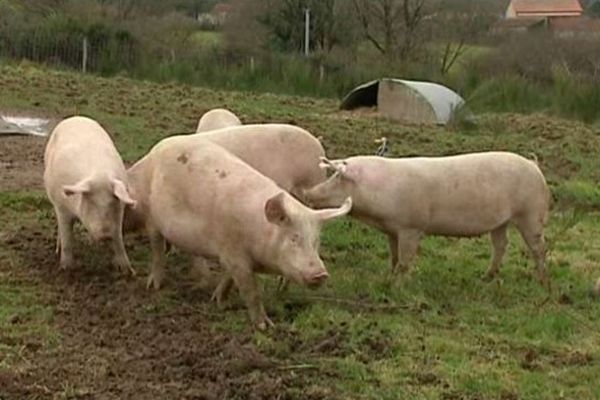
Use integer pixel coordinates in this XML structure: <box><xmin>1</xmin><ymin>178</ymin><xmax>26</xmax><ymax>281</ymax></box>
<box><xmin>0</xmin><ymin>135</ymin><xmax>336</xmax><ymax>399</ymax></box>
<box><xmin>0</xmin><ymin>135</ymin><xmax>46</xmax><ymax>192</ymax></box>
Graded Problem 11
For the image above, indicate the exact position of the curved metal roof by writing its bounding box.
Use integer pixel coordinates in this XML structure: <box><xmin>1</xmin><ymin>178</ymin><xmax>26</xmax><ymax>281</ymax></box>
<box><xmin>387</xmin><ymin>79</ymin><xmax>466</xmax><ymax>124</ymax></box>
<box><xmin>340</xmin><ymin>78</ymin><xmax>466</xmax><ymax>125</ymax></box>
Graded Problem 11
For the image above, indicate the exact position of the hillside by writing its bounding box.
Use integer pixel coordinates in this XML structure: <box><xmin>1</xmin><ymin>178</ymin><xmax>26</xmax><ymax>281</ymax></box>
<box><xmin>1</xmin><ymin>64</ymin><xmax>600</xmax><ymax>399</ymax></box>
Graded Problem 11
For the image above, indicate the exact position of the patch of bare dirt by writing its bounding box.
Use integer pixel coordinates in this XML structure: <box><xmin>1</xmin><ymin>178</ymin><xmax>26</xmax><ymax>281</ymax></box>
<box><xmin>334</xmin><ymin>107</ymin><xmax>381</xmax><ymax>120</ymax></box>
<box><xmin>1</xmin><ymin>222</ymin><xmax>335</xmax><ymax>400</ymax></box>
<box><xmin>550</xmin><ymin>350</ymin><xmax>593</xmax><ymax>367</ymax></box>
<box><xmin>0</xmin><ymin>135</ymin><xmax>46</xmax><ymax>191</ymax></box>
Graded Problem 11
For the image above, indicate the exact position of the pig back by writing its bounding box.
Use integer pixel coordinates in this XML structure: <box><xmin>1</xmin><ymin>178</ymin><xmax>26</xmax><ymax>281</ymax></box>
<box><xmin>45</xmin><ymin>116</ymin><xmax>126</xmax><ymax>178</ymax></box>
<box><xmin>201</xmin><ymin>124</ymin><xmax>326</xmax><ymax>193</ymax></box>
<box><xmin>348</xmin><ymin>152</ymin><xmax>548</xmax><ymax>237</ymax></box>
<box><xmin>146</xmin><ymin>138</ymin><xmax>280</xmax><ymax>256</ymax></box>
<box><xmin>43</xmin><ymin>116</ymin><xmax>128</xmax><ymax>207</ymax></box>
<box><xmin>391</xmin><ymin>152</ymin><xmax>548</xmax><ymax>235</ymax></box>
<box><xmin>196</xmin><ymin>108</ymin><xmax>242</xmax><ymax>133</ymax></box>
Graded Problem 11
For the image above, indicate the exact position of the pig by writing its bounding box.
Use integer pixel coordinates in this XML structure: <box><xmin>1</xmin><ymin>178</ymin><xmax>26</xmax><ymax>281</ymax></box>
<box><xmin>192</xmin><ymin>124</ymin><xmax>327</xmax><ymax>290</ymax></box>
<box><xmin>196</xmin><ymin>108</ymin><xmax>242</xmax><ymax>133</ymax></box>
<box><xmin>199</xmin><ymin>124</ymin><xmax>326</xmax><ymax>199</ymax></box>
<box><xmin>43</xmin><ymin>116</ymin><xmax>136</xmax><ymax>274</ymax></box>
<box><xmin>126</xmin><ymin>124</ymin><xmax>326</xmax><ymax>232</ymax></box>
<box><xmin>124</xmin><ymin>123</ymin><xmax>328</xmax><ymax>290</ymax></box>
<box><xmin>303</xmin><ymin>152</ymin><xmax>550</xmax><ymax>287</ymax></box>
<box><xmin>126</xmin><ymin>137</ymin><xmax>351</xmax><ymax>329</ymax></box>
<box><xmin>125</xmin><ymin>123</ymin><xmax>328</xmax><ymax>295</ymax></box>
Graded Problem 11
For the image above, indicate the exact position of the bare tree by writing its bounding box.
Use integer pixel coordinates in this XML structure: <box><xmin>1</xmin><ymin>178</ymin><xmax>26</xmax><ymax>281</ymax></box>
<box><xmin>437</xmin><ymin>12</ymin><xmax>478</xmax><ymax>76</ymax></box>
<box><xmin>432</xmin><ymin>0</ymin><xmax>496</xmax><ymax>76</ymax></box>
<box><xmin>223</xmin><ymin>0</ymin><xmax>271</xmax><ymax>54</ymax></box>
<box><xmin>114</xmin><ymin>0</ymin><xmax>139</xmax><ymax>19</ymax></box>
<box><xmin>352</xmin><ymin>0</ymin><xmax>428</xmax><ymax>61</ymax></box>
<box><xmin>228</xmin><ymin>0</ymin><xmax>354</xmax><ymax>54</ymax></box>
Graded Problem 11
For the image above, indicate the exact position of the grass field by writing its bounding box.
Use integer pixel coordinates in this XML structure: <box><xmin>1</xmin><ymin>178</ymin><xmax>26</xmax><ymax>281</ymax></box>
<box><xmin>190</xmin><ymin>31</ymin><xmax>222</xmax><ymax>49</ymax></box>
<box><xmin>1</xmin><ymin>63</ymin><xmax>600</xmax><ymax>399</ymax></box>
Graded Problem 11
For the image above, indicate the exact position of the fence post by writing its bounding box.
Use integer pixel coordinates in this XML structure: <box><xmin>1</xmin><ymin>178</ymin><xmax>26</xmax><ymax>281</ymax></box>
<box><xmin>304</xmin><ymin>8</ymin><xmax>310</xmax><ymax>57</ymax></box>
<box><xmin>82</xmin><ymin>36</ymin><xmax>88</xmax><ymax>73</ymax></box>
<box><xmin>250</xmin><ymin>56</ymin><xmax>255</xmax><ymax>72</ymax></box>
<box><xmin>32</xmin><ymin>30</ymin><xmax>38</xmax><ymax>62</ymax></box>
<box><xmin>319</xmin><ymin>64</ymin><xmax>325</xmax><ymax>84</ymax></box>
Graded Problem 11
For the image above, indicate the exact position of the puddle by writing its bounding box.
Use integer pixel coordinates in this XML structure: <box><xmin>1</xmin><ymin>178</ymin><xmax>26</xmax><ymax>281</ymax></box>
<box><xmin>1</xmin><ymin>114</ymin><xmax>52</xmax><ymax>136</ymax></box>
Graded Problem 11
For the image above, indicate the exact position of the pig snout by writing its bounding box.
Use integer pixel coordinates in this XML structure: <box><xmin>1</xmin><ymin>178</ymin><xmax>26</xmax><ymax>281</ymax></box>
<box><xmin>304</xmin><ymin>270</ymin><xmax>329</xmax><ymax>288</ymax></box>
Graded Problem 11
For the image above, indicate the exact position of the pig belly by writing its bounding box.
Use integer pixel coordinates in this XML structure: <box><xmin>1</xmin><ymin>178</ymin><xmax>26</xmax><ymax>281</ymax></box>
<box><xmin>423</xmin><ymin>209</ymin><xmax>511</xmax><ymax>237</ymax></box>
<box><xmin>153</xmin><ymin>211</ymin><xmax>218</xmax><ymax>258</ymax></box>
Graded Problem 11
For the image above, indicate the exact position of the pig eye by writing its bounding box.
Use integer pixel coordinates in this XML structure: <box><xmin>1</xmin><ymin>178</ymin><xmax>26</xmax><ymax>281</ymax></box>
<box><xmin>291</xmin><ymin>234</ymin><xmax>300</xmax><ymax>244</ymax></box>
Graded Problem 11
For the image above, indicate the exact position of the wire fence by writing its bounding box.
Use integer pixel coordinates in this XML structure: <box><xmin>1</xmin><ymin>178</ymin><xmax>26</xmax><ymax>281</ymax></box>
<box><xmin>0</xmin><ymin>29</ymin><xmax>139</xmax><ymax>74</ymax></box>
<box><xmin>0</xmin><ymin>27</ymin><xmax>357</xmax><ymax>98</ymax></box>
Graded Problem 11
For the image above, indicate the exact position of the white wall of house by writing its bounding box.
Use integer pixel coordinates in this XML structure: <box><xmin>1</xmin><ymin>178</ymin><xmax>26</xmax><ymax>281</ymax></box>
<box><xmin>505</xmin><ymin>0</ymin><xmax>583</xmax><ymax>19</ymax></box>
<box><xmin>506</xmin><ymin>3</ymin><xmax>517</xmax><ymax>18</ymax></box>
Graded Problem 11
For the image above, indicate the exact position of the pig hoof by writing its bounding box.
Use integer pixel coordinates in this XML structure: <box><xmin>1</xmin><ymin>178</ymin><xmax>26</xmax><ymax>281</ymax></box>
<box><xmin>210</xmin><ymin>289</ymin><xmax>227</xmax><ymax>309</ymax></box>
<box><xmin>588</xmin><ymin>283</ymin><xmax>600</xmax><ymax>298</ymax></box>
<box><xmin>537</xmin><ymin>273</ymin><xmax>552</xmax><ymax>292</ymax></box>
<box><xmin>482</xmin><ymin>272</ymin><xmax>497</xmax><ymax>282</ymax></box>
<box><xmin>146</xmin><ymin>275</ymin><xmax>162</xmax><ymax>290</ymax></box>
<box><xmin>115</xmin><ymin>259</ymin><xmax>136</xmax><ymax>276</ymax></box>
<box><xmin>59</xmin><ymin>259</ymin><xmax>73</xmax><ymax>270</ymax></box>
<box><xmin>123</xmin><ymin>264</ymin><xmax>137</xmax><ymax>277</ymax></box>
<box><xmin>256</xmin><ymin>317</ymin><xmax>275</xmax><ymax>331</ymax></box>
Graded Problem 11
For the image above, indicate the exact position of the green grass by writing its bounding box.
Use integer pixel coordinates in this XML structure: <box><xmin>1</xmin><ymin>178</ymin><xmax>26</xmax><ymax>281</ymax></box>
<box><xmin>0</xmin><ymin>192</ymin><xmax>57</xmax><ymax>372</ymax></box>
<box><xmin>190</xmin><ymin>30</ymin><xmax>222</xmax><ymax>48</ymax></box>
<box><xmin>1</xmin><ymin>64</ymin><xmax>600</xmax><ymax>398</ymax></box>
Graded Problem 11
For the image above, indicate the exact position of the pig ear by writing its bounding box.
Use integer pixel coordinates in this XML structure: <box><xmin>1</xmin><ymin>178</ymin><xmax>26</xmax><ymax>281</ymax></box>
<box><xmin>265</xmin><ymin>192</ymin><xmax>289</xmax><ymax>225</ymax></box>
<box><xmin>112</xmin><ymin>179</ymin><xmax>137</xmax><ymax>207</ymax></box>
<box><xmin>319</xmin><ymin>157</ymin><xmax>347</xmax><ymax>175</ymax></box>
<box><xmin>63</xmin><ymin>179</ymin><xmax>91</xmax><ymax>197</ymax></box>
<box><xmin>315</xmin><ymin>197</ymin><xmax>352</xmax><ymax>222</ymax></box>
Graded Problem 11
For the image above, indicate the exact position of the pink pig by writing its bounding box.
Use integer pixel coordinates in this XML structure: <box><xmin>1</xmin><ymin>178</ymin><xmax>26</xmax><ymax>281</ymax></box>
<box><xmin>127</xmin><ymin>137</ymin><xmax>351</xmax><ymax>329</ymax></box>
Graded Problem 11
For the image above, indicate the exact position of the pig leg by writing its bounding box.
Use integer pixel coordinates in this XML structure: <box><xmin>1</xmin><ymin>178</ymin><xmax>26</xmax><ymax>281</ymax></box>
<box><xmin>211</xmin><ymin>276</ymin><xmax>234</xmax><ymax>308</ymax></box>
<box><xmin>387</xmin><ymin>233</ymin><xmax>399</xmax><ymax>272</ymax></box>
<box><xmin>515</xmin><ymin>216</ymin><xmax>549</xmax><ymax>290</ymax></box>
<box><xmin>394</xmin><ymin>229</ymin><xmax>422</xmax><ymax>274</ymax></box>
<box><xmin>55</xmin><ymin>226</ymin><xmax>61</xmax><ymax>255</ymax></box>
<box><xmin>224</xmin><ymin>259</ymin><xmax>273</xmax><ymax>330</ymax></box>
<box><xmin>484</xmin><ymin>224</ymin><xmax>508</xmax><ymax>281</ymax></box>
<box><xmin>55</xmin><ymin>208</ymin><xmax>75</xmax><ymax>270</ymax></box>
<box><xmin>146</xmin><ymin>228</ymin><xmax>167</xmax><ymax>290</ymax></box>
<box><xmin>111</xmin><ymin>227</ymin><xmax>136</xmax><ymax>276</ymax></box>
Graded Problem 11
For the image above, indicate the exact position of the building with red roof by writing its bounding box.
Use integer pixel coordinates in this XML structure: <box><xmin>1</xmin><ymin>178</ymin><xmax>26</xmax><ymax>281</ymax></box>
<box><xmin>506</xmin><ymin>0</ymin><xmax>583</xmax><ymax>18</ymax></box>
<box><xmin>494</xmin><ymin>0</ymin><xmax>600</xmax><ymax>36</ymax></box>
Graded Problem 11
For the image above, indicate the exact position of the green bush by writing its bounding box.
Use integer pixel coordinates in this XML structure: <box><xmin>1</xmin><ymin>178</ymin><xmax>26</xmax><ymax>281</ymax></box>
<box><xmin>465</xmin><ymin>76</ymin><xmax>548</xmax><ymax>114</ymax></box>
<box><xmin>552</xmin><ymin>71</ymin><xmax>600</xmax><ymax>123</ymax></box>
